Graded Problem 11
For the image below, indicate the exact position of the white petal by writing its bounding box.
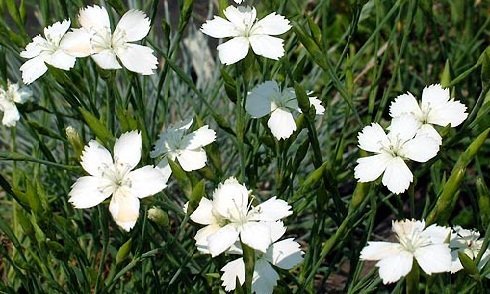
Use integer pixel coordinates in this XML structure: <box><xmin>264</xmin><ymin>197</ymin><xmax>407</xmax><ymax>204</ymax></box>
<box><xmin>401</xmin><ymin>135</ymin><xmax>439</xmax><ymax>162</ymax></box>
<box><xmin>421</xmin><ymin>84</ymin><xmax>450</xmax><ymax>111</ymax></box>
<box><xmin>268</xmin><ymin>221</ymin><xmax>287</xmax><ymax>243</ymax></box>
<box><xmin>68</xmin><ymin>176</ymin><xmax>112</xmax><ymax>208</ymax></box>
<box><xmin>267</xmin><ymin>238</ymin><xmax>303</xmax><ymax>269</ymax></box>
<box><xmin>20</xmin><ymin>56</ymin><xmax>48</xmax><ymax>84</ymax></box>
<box><xmin>207</xmin><ymin>224</ymin><xmax>240</xmax><ymax>257</ymax></box>
<box><xmin>177</xmin><ymin>149</ymin><xmax>207</xmax><ymax>171</ymax></box>
<box><xmin>381</xmin><ymin>157</ymin><xmax>413</xmax><ymax>194</ymax></box>
<box><xmin>20</xmin><ymin>36</ymin><xmax>45</xmax><ymax>58</ymax></box>
<box><xmin>392</xmin><ymin>219</ymin><xmax>426</xmax><ymax>239</ymax></box>
<box><xmin>245</xmin><ymin>81</ymin><xmax>278</xmax><ymax>118</ymax></box>
<box><xmin>156</xmin><ymin>158</ymin><xmax>172</xmax><ymax>182</ymax></box>
<box><xmin>201</xmin><ymin>16</ymin><xmax>240</xmax><ymax>38</ymax></box>
<box><xmin>422</xmin><ymin>224</ymin><xmax>451</xmax><ymax>244</ymax></box>
<box><xmin>251</xmin><ymin>12</ymin><xmax>291</xmax><ymax>35</ymax></box>
<box><xmin>117</xmin><ymin>43</ymin><xmax>157</xmax><ymax>75</ymax></box>
<box><xmin>114</xmin><ymin>130</ymin><xmax>141</xmax><ymax>170</ymax></box>
<box><xmin>44</xmin><ymin>19</ymin><xmax>70</xmax><ymax>44</ymax></box>
<box><xmin>115</xmin><ymin>10</ymin><xmax>151</xmax><ymax>42</ymax></box>
<box><xmin>182</xmin><ymin>125</ymin><xmax>216</xmax><ymax>150</ymax></box>
<box><xmin>194</xmin><ymin>224</ymin><xmax>220</xmax><ymax>254</ymax></box>
<box><xmin>12</xmin><ymin>86</ymin><xmax>32</xmax><ymax>104</ymax></box>
<box><xmin>450</xmin><ymin>250</ymin><xmax>464</xmax><ymax>273</ymax></box>
<box><xmin>415</xmin><ymin>244</ymin><xmax>452</xmax><ymax>274</ymax></box>
<box><xmin>212</xmin><ymin>177</ymin><xmax>249</xmax><ymax>220</ymax></box>
<box><xmin>376</xmin><ymin>251</ymin><xmax>413</xmax><ymax>284</ymax></box>
<box><xmin>217</xmin><ymin>37</ymin><xmax>250</xmax><ymax>65</ymax></box>
<box><xmin>389</xmin><ymin>92</ymin><xmax>423</xmax><ymax>118</ymax></box>
<box><xmin>78</xmin><ymin>5</ymin><xmax>110</xmax><ymax>30</ymax></box>
<box><xmin>45</xmin><ymin>49</ymin><xmax>76</xmax><ymax>70</ymax></box>
<box><xmin>252</xmin><ymin>259</ymin><xmax>279</xmax><ymax>294</ymax></box>
<box><xmin>416</xmin><ymin>124</ymin><xmax>442</xmax><ymax>146</ymax></box>
<box><xmin>427</xmin><ymin>100</ymin><xmax>468</xmax><ymax>127</ymax></box>
<box><xmin>360</xmin><ymin>241</ymin><xmax>404</xmax><ymax>261</ymax></box>
<box><xmin>80</xmin><ymin>140</ymin><xmax>114</xmax><ymax>177</ymax></box>
<box><xmin>354</xmin><ymin>153</ymin><xmax>392</xmax><ymax>183</ymax></box>
<box><xmin>109</xmin><ymin>188</ymin><xmax>140</xmax><ymax>231</ymax></box>
<box><xmin>240</xmin><ymin>222</ymin><xmax>272</xmax><ymax>253</ymax></box>
<box><xmin>1</xmin><ymin>104</ymin><xmax>20</xmax><ymax>127</ymax></box>
<box><xmin>249</xmin><ymin>197</ymin><xmax>292</xmax><ymax>221</ymax></box>
<box><xmin>60</xmin><ymin>29</ymin><xmax>93</xmax><ymax>57</ymax></box>
<box><xmin>223</xmin><ymin>6</ymin><xmax>256</xmax><ymax>29</ymax></box>
<box><xmin>220</xmin><ymin>258</ymin><xmax>245</xmax><ymax>291</ymax></box>
<box><xmin>388</xmin><ymin>115</ymin><xmax>421</xmax><ymax>142</ymax></box>
<box><xmin>357</xmin><ymin>123</ymin><xmax>388</xmax><ymax>153</ymax></box>
<box><xmin>309</xmin><ymin>97</ymin><xmax>325</xmax><ymax>115</ymax></box>
<box><xmin>268</xmin><ymin>107</ymin><xmax>296</xmax><ymax>140</ymax></box>
<box><xmin>91</xmin><ymin>50</ymin><xmax>122</xmax><ymax>70</ymax></box>
<box><xmin>249</xmin><ymin>35</ymin><xmax>285</xmax><ymax>60</ymax></box>
<box><xmin>190</xmin><ymin>197</ymin><xmax>215</xmax><ymax>225</ymax></box>
<box><xmin>127</xmin><ymin>166</ymin><xmax>167</xmax><ymax>198</ymax></box>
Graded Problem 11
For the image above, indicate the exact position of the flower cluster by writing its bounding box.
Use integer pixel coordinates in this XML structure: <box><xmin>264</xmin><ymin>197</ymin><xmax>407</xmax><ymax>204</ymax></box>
<box><xmin>355</xmin><ymin>84</ymin><xmax>467</xmax><ymax>194</ymax></box>
<box><xmin>361</xmin><ymin>219</ymin><xmax>490</xmax><ymax>284</ymax></box>
<box><xmin>0</xmin><ymin>81</ymin><xmax>32</xmax><ymax>127</ymax></box>
<box><xmin>20</xmin><ymin>5</ymin><xmax>157</xmax><ymax>84</ymax></box>
<box><xmin>190</xmin><ymin>177</ymin><xmax>303</xmax><ymax>293</ymax></box>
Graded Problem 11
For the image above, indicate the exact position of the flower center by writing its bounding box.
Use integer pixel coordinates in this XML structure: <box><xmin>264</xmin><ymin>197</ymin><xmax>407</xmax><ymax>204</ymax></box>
<box><xmin>397</xmin><ymin>229</ymin><xmax>430</xmax><ymax>253</ymax></box>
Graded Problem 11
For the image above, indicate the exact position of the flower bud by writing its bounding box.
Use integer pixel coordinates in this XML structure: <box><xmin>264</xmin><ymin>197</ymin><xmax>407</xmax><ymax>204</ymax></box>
<box><xmin>148</xmin><ymin>206</ymin><xmax>169</xmax><ymax>229</ymax></box>
<box><xmin>65</xmin><ymin>126</ymin><xmax>84</xmax><ymax>159</ymax></box>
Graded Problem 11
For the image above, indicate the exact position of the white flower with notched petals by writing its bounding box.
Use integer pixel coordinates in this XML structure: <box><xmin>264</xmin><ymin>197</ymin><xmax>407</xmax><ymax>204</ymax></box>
<box><xmin>69</xmin><ymin>131</ymin><xmax>168</xmax><ymax>231</ymax></box>
<box><xmin>220</xmin><ymin>222</ymin><xmax>304</xmax><ymax>293</ymax></box>
<box><xmin>190</xmin><ymin>177</ymin><xmax>292</xmax><ymax>257</ymax></box>
<box><xmin>450</xmin><ymin>226</ymin><xmax>490</xmax><ymax>275</ymax></box>
<box><xmin>0</xmin><ymin>81</ymin><xmax>32</xmax><ymax>127</ymax></box>
<box><xmin>150</xmin><ymin>118</ymin><xmax>216</xmax><ymax>174</ymax></box>
<box><xmin>62</xmin><ymin>5</ymin><xmax>157</xmax><ymax>75</ymax></box>
<box><xmin>390</xmin><ymin>84</ymin><xmax>468</xmax><ymax>145</ymax></box>
<box><xmin>245</xmin><ymin>81</ymin><xmax>324</xmax><ymax>140</ymax></box>
<box><xmin>360</xmin><ymin>219</ymin><xmax>451</xmax><ymax>284</ymax></box>
<box><xmin>201</xmin><ymin>6</ymin><xmax>291</xmax><ymax>65</ymax></box>
<box><xmin>20</xmin><ymin>20</ymin><xmax>76</xmax><ymax>84</ymax></box>
<box><xmin>354</xmin><ymin>115</ymin><xmax>439</xmax><ymax>194</ymax></box>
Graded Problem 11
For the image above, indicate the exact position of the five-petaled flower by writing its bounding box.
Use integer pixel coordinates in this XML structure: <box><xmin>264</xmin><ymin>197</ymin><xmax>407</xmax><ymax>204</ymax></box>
<box><xmin>390</xmin><ymin>84</ymin><xmax>468</xmax><ymax>145</ymax></box>
<box><xmin>69</xmin><ymin>131</ymin><xmax>168</xmax><ymax>231</ymax></box>
<box><xmin>360</xmin><ymin>219</ymin><xmax>451</xmax><ymax>284</ymax></box>
<box><xmin>190</xmin><ymin>177</ymin><xmax>292</xmax><ymax>257</ymax></box>
<box><xmin>0</xmin><ymin>81</ymin><xmax>32</xmax><ymax>127</ymax></box>
<box><xmin>220</xmin><ymin>222</ymin><xmax>303</xmax><ymax>293</ymax></box>
<box><xmin>201</xmin><ymin>6</ymin><xmax>291</xmax><ymax>65</ymax></box>
<box><xmin>63</xmin><ymin>5</ymin><xmax>158</xmax><ymax>75</ymax></box>
<box><xmin>150</xmin><ymin>118</ymin><xmax>216</xmax><ymax>176</ymax></box>
<box><xmin>449</xmin><ymin>226</ymin><xmax>490</xmax><ymax>275</ymax></box>
<box><xmin>354</xmin><ymin>115</ymin><xmax>439</xmax><ymax>194</ymax></box>
<box><xmin>245</xmin><ymin>80</ymin><xmax>324</xmax><ymax>140</ymax></box>
<box><xmin>20</xmin><ymin>19</ymin><xmax>76</xmax><ymax>84</ymax></box>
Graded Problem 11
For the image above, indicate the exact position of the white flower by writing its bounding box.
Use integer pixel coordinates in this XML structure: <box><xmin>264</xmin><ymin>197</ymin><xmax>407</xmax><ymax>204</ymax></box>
<box><xmin>201</xmin><ymin>6</ymin><xmax>291</xmax><ymax>65</ymax></box>
<box><xmin>69</xmin><ymin>131</ymin><xmax>168</xmax><ymax>231</ymax></box>
<box><xmin>62</xmin><ymin>5</ymin><xmax>157</xmax><ymax>75</ymax></box>
<box><xmin>354</xmin><ymin>115</ymin><xmax>439</xmax><ymax>194</ymax></box>
<box><xmin>220</xmin><ymin>222</ymin><xmax>304</xmax><ymax>293</ymax></box>
<box><xmin>389</xmin><ymin>84</ymin><xmax>468</xmax><ymax>145</ymax></box>
<box><xmin>150</xmin><ymin>118</ymin><xmax>216</xmax><ymax>172</ymax></box>
<box><xmin>360</xmin><ymin>219</ymin><xmax>451</xmax><ymax>284</ymax></box>
<box><xmin>450</xmin><ymin>226</ymin><xmax>490</xmax><ymax>274</ymax></box>
<box><xmin>0</xmin><ymin>81</ymin><xmax>32</xmax><ymax>127</ymax></box>
<box><xmin>190</xmin><ymin>177</ymin><xmax>292</xmax><ymax>256</ymax></box>
<box><xmin>20</xmin><ymin>20</ymin><xmax>76</xmax><ymax>84</ymax></box>
<box><xmin>245</xmin><ymin>81</ymin><xmax>324</xmax><ymax>140</ymax></box>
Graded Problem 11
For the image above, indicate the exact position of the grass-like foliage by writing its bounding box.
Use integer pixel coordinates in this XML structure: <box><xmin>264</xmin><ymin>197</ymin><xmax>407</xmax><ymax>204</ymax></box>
<box><xmin>0</xmin><ymin>0</ymin><xmax>489</xmax><ymax>293</ymax></box>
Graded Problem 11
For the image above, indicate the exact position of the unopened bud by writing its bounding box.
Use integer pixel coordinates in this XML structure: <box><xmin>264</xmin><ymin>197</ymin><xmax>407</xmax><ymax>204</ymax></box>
<box><xmin>65</xmin><ymin>126</ymin><xmax>84</xmax><ymax>159</ymax></box>
<box><xmin>148</xmin><ymin>206</ymin><xmax>169</xmax><ymax>229</ymax></box>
